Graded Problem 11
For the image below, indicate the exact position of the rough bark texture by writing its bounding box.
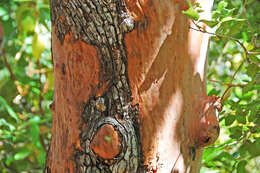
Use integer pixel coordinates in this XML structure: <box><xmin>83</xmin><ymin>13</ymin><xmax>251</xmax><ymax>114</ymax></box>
<box><xmin>45</xmin><ymin>0</ymin><xmax>217</xmax><ymax>173</ymax></box>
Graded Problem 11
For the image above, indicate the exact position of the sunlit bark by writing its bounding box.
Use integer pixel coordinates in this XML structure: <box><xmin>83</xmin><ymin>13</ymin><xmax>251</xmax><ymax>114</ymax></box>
<box><xmin>45</xmin><ymin>0</ymin><xmax>216</xmax><ymax>172</ymax></box>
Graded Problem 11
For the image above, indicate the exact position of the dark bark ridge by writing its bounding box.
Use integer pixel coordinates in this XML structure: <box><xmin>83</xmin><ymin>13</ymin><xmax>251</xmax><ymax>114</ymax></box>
<box><xmin>50</xmin><ymin>0</ymin><xmax>144</xmax><ymax>172</ymax></box>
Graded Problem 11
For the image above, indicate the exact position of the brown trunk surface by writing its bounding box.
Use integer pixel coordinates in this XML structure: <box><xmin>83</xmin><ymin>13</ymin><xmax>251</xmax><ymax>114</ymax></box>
<box><xmin>45</xmin><ymin>0</ymin><xmax>219</xmax><ymax>173</ymax></box>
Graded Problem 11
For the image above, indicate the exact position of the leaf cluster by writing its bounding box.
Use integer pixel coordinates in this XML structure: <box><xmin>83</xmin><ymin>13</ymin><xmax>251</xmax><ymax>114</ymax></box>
<box><xmin>0</xmin><ymin>0</ymin><xmax>52</xmax><ymax>172</ymax></box>
<box><xmin>187</xmin><ymin>0</ymin><xmax>260</xmax><ymax>172</ymax></box>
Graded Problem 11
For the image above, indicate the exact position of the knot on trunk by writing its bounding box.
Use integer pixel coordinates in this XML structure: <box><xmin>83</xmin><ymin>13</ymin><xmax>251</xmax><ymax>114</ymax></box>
<box><xmin>90</xmin><ymin>124</ymin><xmax>122</xmax><ymax>159</ymax></box>
<box><xmin>196</xmin><ymin>96</ymin><xmax>221</xmax><ymax>148</ymax></box>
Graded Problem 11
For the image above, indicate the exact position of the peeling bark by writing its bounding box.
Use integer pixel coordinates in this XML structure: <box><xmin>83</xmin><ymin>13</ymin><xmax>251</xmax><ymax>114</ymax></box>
<box><xmin>45</xmin><ymin>0</ymin><xmax>217</xmax><ymax>173</ymax></box>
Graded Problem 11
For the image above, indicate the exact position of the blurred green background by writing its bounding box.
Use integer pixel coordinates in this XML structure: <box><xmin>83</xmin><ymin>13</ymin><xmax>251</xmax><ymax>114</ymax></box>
<box><xmin>0</xmin><ymin>0</ymin><xmax>259</xmax><ymax>172</ymax></box>
<box><xmin>0</xmin><ymin>0</ymin><xmax>52</xmax><ymax>172</ymax></box>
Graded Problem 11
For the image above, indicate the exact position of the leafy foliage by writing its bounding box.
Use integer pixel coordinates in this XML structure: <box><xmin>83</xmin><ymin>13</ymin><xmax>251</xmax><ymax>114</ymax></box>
<box><xmin>0</xmin><ymin>0</ymin><xmax>52</xmax><ymax>172</ymax></box>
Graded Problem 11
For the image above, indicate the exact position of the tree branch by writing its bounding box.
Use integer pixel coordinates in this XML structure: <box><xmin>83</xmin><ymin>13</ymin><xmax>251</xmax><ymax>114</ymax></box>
<box><xmin>220</xmin><ymin>62</ymin><xmax>243</xmax><ymax>102</ymax></box>
<box><xmin>189</xmin><ymin>23</ymin><xmax>258</xmax><ymax>103</ymax></box>
<box><xmin>0</xmin><ymin>42</ymin><xmax>16</xmax><ymax>80</ymax></box>
<box><xmin>189</xmin><ymin>26</ymin><xmax>259</xmax><ymax>65</ymax></box>
<box><xmin>209</xmin><ymin>79</ymin><xmax>249</xmax><ymax>88</ymax></box>
<box><xmin>37</xmin><ymin>59</ymin><xmax>44</xmax><ymax>117</ymax></box>
<box><xmin>0</xmin><ymin>24</ymin><xmax>16</xmax><ymax>81</ymax></box>
<box><xmin>242</xmin><ymin>0</ymin><xmax>257</xmax><ymax>47</ymax></box>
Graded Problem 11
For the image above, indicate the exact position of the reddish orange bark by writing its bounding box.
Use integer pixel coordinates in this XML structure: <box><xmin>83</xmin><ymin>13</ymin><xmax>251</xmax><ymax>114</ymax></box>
<box><xmin>125</xmin><ymin>0</ymin><xmax>216</xmax><ymax>172</ymax></box>
<box><xmin>46</xmin><ymin>34</ymin><xmax>100</xmax><ymax>172</ymax></box>
<box><xmin>46</xmin><ymin>0</ymin><xmax>217</xmax><ymax>172</ymax></box>
<box><xmin>90</xmin><ymin>124</ymin><xmax>122</xmax><ymax>160</ymax></box>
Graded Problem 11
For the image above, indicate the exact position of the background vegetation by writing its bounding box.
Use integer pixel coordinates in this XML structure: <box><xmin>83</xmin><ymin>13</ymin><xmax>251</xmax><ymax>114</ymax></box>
<box><xmin>0</xmin><ymin>0</ymin><xmax>259</xmax><ymax>172</ymax></box>
<box><xmin>0</xmin><ymin>0</ymin><xmax>51</xmax><ymax>172</ymax></box>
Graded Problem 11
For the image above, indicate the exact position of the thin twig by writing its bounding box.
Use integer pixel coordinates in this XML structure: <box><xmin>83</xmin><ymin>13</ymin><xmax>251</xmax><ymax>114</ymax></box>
<box><xmin>242</xmin><ymin>0</ymin><xmax>257</xmax><ymax>47</ymax></box>
<box><xmin>209</xmin><ymin>79</ymin><xmax>248</xmax><ymax>88</ymax></box>
<box><xmin>0</xmin><ymin>24</ymin><xmax>16</xmax><ymax>81</ymax></box>
<box><xmin>40</xmin><ymin>134</ymin><xmax>47</xmax><ymax>151</ymax></box>
<box><xmin>189</xmin><ymin>26</ymin><xmax>259</xmax><ymax>65</ymax></box>
<box><xmin>0</xmin><ymin>38</ymin><xmax>16</xmax><ymax>80</ymax></box>
<box><xmin>206</xmin><ymin>132</ymin><xmax>246</xmax><ymax>149</ymax></box>
<box><xmin>37</xmin><ymin>59</ymin><xmax>44</xmax><ymax>117</ymax></box>
<box><xmin>171</xmin><ymin>152</ymin><xmax>181</xmax><ymax>173</ymax></box>
<box><xmin>220</xmin><ymin>62</ymin><xmax>243</xmax><ymax>102</ymax></box>
<box><xmin>248</xmin><ymin>51</ymin><xmax>260</xmax><ymax>55</ymax></box>
<box><xmin>206</xmin><ymin>141</ymin><xmax>238</xmax><ymax>149</ymax></box>
<box><xmin>1</xmin><ymin>155</ymin><xmax>18</xmax><ymax>173</ymax></box>
<box><xmin>189</xmin><ymin>25</ymin><xmax>257</xmax><ymax>103</ymax></box>
<box><xmin>2</xmin><ymin>50</ymin><xmax>16</xmax><ymax>80</ymax></box>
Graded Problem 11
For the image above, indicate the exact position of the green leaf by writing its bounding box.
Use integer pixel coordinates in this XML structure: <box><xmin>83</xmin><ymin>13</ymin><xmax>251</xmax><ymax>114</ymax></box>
<box><xmin>185</xmin><ymin>0</ymin><xmax>193</xmax><ymax>8</ymax></box>
<box><xmin>199</xmin><ymin>19</ymin><xmax>218</xmax><ymax>28</ymax></box>
<box><xmin>217</xmin><ymin>151</ymin><xmax>233</xmax><ymax>161</ymax></box>
<box><xmin>0</xmin><ymin>129</ymin><xmax>12</xmax><ymax>139</ymax></box>
<box><xmin>236</xmin><ymin>160</ymin><xmax>247</xmax><ymax>173</ymax></box>
<box><xmin>208</xmin><ymin>88</ymin><xmax>221</xmax><ymax>96</ymax></box>
<box><xmin>232</xmin><ymin>152</ymin><xmax>240</xmax><ymax>159</ymax></box>
<box><xmin>203</xmin><ymin>149</ymin><xmax>223</xmax><ymax>162</ymax></box>
<box><xmin>21</xmin><ymin>16</ymin><xmax>35</xmax><ymax>33</ymax></box>
<box><xmin>29</xmin><ymin>115</ymin><xmax>41</xmax><ymax>124</ymax></box>
<box><xmin>250</xmin><ymin>125</ymin><xmax>260</xmax><ymax>133</ymax></box>
<box><xmin>236</xmin><ymin>114</ymin><xmax>246</xmax><ymax>124</ymax></box>
<box><xmin>225</xmin><ymin>115</ymin><xmax>236</xmax><ymax>126</ymax></box>
<box><xmin>215</xmin><ymin>21</ymin><xmax>230</xmax><ymax>35</ymax></box>
<box><xmin>216</xmin><ymin>17</ymin><xmax>245</xmax><ymax>35</ymax></box>
<box><xmin>234</xmin><ymin>87</ymin><xmax>242</xmax><ymax>98</ymax></box>
<box><xmin>246</xmin><ymin>143</ymin><xmax>255</xmax><ymax>156</ymax></box>
<box><xmin>246</xmin><ymin>64</ymin><xmax>259</xmax><ymax>76</ymax></box>
<box><xmin>228</xmin><ymin>20</ymin><xmax>245</xmax><ymax>36</ymax></box>
<box><xmin>0</xmin><ymin>118</ymin><xmax>15</xmax><ymax>131</ymax></box>
<box><xmin>229</xmin><ymin>126</ymin><xmax>242</xmax><ymax>139</ymax></box>
<box><xmin>5</xmin><ymin>155</ymin><xmax>14</xmax><ymax>166</ymax></box>
<box><xmin>0</xmin><ymin>96</ymin><xmax>19</xmax><ymax>122</ymax></box>
<box><xmin>30</xmin><ymin>123</ymin><xmax>40</xmax><ymax>145</ymax></box>
<box><xmin>47</xmin><ymin>72</ymin><xmax>54</xmax><ymax>89</ymax></box>
<box><xmin>194</xmin><ymin>2</ymin><xmax>201</xmax><ymax>8</ymax></box>
<box><xmin>14</xmin><ymin>150</ymin><xmax>31</xmax><ymax>160</ymax></box>
<box><xmin>217</xmin><ymin>1</ymin><xmax>228</xmax><ymax>11</ymax></box>
<box><xmin>244</xmin><ymin>41</ymin><xmax>254</xmax><ymax>51</ymax></box>
<box><xmin>32</xmin><ymin>33</ymin><xmax>45</xmax><ymax>59</ymax></box>
<box><xmin>242</xmin><ymin>82</ymin><xmax>254</xmax><ymax>94</ymax></box>
<box><xmin>246</xmin><ymin>139</ymin><xmax>260</xmax><ymax>157</ymax></box>
<box><xmin>182</xmin><ymin>8</ymin><xmax>199</xmax><ymax>21</ymax></box>
<box><xmin>37</xmin><ymin>153</ymin><xmax>46</xmax><ymax>166</ymax></box>
<box><xmin>248</xmin><ymin>110</ymin><xmax>257</xmax><ymax>122</ymax></box>
<box><xmin>0</xmin><ymin>7</ymin><xmax>7</xmax><ymax>16</ymax></box>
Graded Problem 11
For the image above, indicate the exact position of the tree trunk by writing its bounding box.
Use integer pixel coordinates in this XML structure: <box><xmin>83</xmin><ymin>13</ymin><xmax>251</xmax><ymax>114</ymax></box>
<box><xmin>45</xmin><ymin>0</ymin><xmax>218</xmax><ymax>172</ymax></box>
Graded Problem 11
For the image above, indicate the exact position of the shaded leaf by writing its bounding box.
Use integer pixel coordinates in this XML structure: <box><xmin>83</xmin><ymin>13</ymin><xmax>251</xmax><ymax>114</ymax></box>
<box><xmin>0</xmin><ymin>96</ymin><xmax>19</xmax><ymax>122</ymax></box>
<box><xmin>199</xmin><ymin>19</ymin><xmax>218</xmax><ymax>28</ymax></box>
<box><xmin>225</xmin><ymin>115</ymin><xmax>236</xmax><ymax>126</ymax></box>
<box><xmin>30</xmin><ymin>123</ymin><xmax>40</xmax><ymax>145</ymax></box>
<box><xmin>0</xmin><ymin>118</ymin><xmax>15</xmax><ymax>131</ymax></box>
<box><xmin>236</xmin><ymin>160</ymin><xmax>247</xmax><ymax>173</ymax></box>
<box><xmin>229</xmin><ymin>126</ymin><xmax>242</xmax><ymax>139</ymax></box>
<box><xmin>32</xmin><ymin>33</ymin><xmax>45</xmax><ymax>60</ymax></box>
<box><xmin>14</xmin><ymin>150</ymin><xmax>31</xmax><ymax>160</ymax></box>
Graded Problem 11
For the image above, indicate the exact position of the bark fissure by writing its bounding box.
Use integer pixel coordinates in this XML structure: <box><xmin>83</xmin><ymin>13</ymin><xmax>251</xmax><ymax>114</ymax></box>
<box><xmin>50</xmin><ymin>0</ymin><xmax>143</xmax><ymax>172</ymax></box>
